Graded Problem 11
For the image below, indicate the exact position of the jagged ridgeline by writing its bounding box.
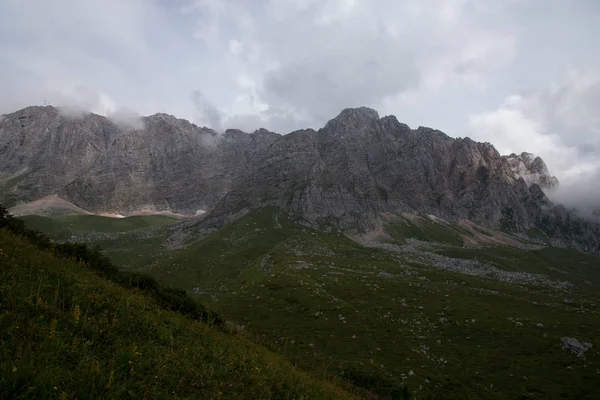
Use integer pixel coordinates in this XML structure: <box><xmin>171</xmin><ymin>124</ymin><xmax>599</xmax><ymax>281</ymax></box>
<box><xmin>1</xmin><ymin>105</ymin><xmax>598</xmax><ymax>253</ymax></box>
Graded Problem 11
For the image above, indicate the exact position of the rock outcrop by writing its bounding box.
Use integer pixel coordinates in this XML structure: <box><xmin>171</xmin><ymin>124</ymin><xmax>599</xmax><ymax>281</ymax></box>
<box><xmin>504</xmin><ymin>152</ymin><xmax>559</xmax><ymax>189</ymax></box>
<box><xmin>561</xmin><ymin>337</ymin><xmax>593</xmax><ymax>357</ymax></box>
<box><xmin>1</xmin><ymin>105</ymin><xmax>598</xmax><ymax>253</ymax></box>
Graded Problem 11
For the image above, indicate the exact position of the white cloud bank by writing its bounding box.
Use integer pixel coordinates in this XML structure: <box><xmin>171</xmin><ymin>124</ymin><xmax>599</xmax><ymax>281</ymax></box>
<box><xmin>0</xmin><ymin>0</ymin><xmax>525</xmax><ymax>131</ymax></box>
<box><xmin>468</xmin><ymin>68</ymin><xmax>600</xmax><ymax>213</ymax></box>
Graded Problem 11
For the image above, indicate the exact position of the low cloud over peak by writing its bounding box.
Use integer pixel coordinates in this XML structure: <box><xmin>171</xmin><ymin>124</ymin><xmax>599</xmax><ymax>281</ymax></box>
<box><xmin>468</xmin><ymin>68</ymin><xmax>600</xmax><ymax>214</ymax></box>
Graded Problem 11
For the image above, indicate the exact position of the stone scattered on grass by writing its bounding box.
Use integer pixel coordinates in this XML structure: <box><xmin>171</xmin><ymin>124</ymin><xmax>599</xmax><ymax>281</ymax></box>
<box><xmin>561</xmin><ymin>337</ymin><xmax>593</xmax><ymax>357</ymax></box>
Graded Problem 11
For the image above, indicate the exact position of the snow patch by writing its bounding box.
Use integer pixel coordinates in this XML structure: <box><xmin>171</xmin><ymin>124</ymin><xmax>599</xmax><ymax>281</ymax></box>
<box><xmin>427</xmin><ymin>214</ymin><xmax>446</xmax><ymax>223</ymax></box>
<box><xmin>99</xmin><ymin>212</ymin><xmax>126</xmax><ymax>218</ymax></box>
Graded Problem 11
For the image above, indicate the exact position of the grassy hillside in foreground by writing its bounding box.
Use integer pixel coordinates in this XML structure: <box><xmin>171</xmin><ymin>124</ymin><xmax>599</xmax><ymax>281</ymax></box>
<box><xmin>15</xmin><ymin>207</ymin><xmax>600</xmax><ymax>399</ymax></box>
<box><xmin>0</xmin><ymin>228</ymin><xmax>363</xmax><ymax>399</ymax></box>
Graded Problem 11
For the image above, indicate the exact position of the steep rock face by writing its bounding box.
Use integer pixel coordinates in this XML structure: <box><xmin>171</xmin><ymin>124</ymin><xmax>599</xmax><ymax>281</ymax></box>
<box><xmin>504</xmin><ymin>152</ymin><xmax>559</xmax><ymax>188</ymax></box>
<box><xmin>0</xmin><ymin>106</ymin><xmax>116</xmax><ymax>202</ymax></box>
<box><xmin>195</xmin><ymin>108</ymin><xmax>599</xmax><ymax>253</ymax></box>
<box><xmin>0</xmin><ymin>107</ymin><xmax>277</xmax><ymax>213</ymax></box>
<box><xmin>62</xmin><ymin>113</ymin><xmax>224</xmax><ymax>213</ymax></box>
<box><xmin>199</xmin><ymin>109</ymin><xmax>539</xmax><ymax>231</ymax></box>
<box><xmin>0</xmin><ymin>105</ymin><xmax>598</xmax><ymax>253</ymax></box>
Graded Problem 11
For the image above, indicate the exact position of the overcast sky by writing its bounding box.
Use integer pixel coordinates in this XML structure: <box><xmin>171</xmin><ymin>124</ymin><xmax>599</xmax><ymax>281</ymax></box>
<box><xmin>0</xmin><ymin>0</ymin><xmax>599</xmax><ymax>186</ymax></box>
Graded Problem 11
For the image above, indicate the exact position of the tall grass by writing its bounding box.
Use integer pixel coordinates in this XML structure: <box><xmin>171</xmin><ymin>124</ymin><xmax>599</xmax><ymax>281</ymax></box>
<box><xmin>0</xmin><ymin>225</ymin><xmax>361</xmax><ymax>399</ymax></box>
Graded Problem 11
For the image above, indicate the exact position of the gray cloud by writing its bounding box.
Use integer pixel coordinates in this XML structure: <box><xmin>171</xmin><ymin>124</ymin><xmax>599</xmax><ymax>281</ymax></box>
<box><xmin>53</xmin><ymin>85</ymin><xmax>118</xmax><ymax>119</ymax></box>
<box><xmin>192</xmin><ymin>90</ymin><xmax>224</xmax><ymax>131</ymax></box>
<box><xmin>259</xmin><ymin>24</ymin><xmax>420</xmax><ymax>123</ymax></box>
<box><xmin>540</xmin><ymin>174</ymin><xmax>599</xmax><ymax>219</ymax></box>
<box><xmin>223</xmin><ymin>106</ymin><xmax>309</xmax><ymax>134</ymax></box>
<box><xmin>546</xmin><ymin>169</ymin><xmax>600</xmax><ymax>222</ymax></box>
<box><xmin>188</xmin><ymin>0</ymin><xmax>521</xmax><ymax>130</ymax></box>
<box><xmin>468</xmin><ymin>68</ymin><xmax>600</xmax><ymax>213</ymax></box>
<box><xmin>107</xmin><ymin>107</ymin><xmax>145</xmax><ymax>131</ymax></box>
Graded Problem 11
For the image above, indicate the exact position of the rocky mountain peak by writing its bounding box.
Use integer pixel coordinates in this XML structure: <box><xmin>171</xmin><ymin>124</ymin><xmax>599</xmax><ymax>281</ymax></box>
<box><xmin>323</xmin><ymin>107</ymin><xmax>380</xmax><ymax>131</ymax></box>
<box><xmin>16</xmin><ymin>105</ymin><xmax>58</xmax><ymax>115</ymax></box>
<box><xmin>144</xmin><ymin>112</ymin><xmax>199</xmax><ymax>130</ymax></box>
<box><xmin>2</xmin><ymin>105</ymin><xmax>58</xmax><ymax>126</ymax></box>
<box><xmin>251</xmin><ymin>128</ymin><xmax>280</xmax><ymax>138</ymax></box>
<box><xmin>145</xmin><ymin>112</ymin><xmax>179</xmax><ymax>122</ymax></box>
<box><xmin>379</xmin><ymin>115</ymin><xmax>411</xmax><ymax>131</ymax></box>
<box><xmin>415</xmin><ymin>126</ymin><xmax>453</xmax><ymax>142</ymax></box>
<box><xmin>504</xmin><ymin>152</ymin><xmax>559</xmax><ymax>188</ymax></box>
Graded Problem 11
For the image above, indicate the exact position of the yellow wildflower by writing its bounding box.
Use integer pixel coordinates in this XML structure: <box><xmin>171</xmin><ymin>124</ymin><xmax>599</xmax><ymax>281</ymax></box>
<box><xmin>11</xmin><ymin>366</ymin><xmax>17</xmax><ymax>373</ymax></box>
<box><xmin>91</xmin><ymin>359</ymin><xmax>100</xmax><ymax>374</ymax></box>
<box><xmin>73</xmin><ymin>304</ymin><xmax>81</xmax><ymax>323</ymax></box>
<box><xmin>49</xmin><ymin>319</ymin><xmax>57</xmax><ymax>339</ymax></box>
<box><xmin>106</xmin><ymin>369</ymin><xmax>115</xmax><ymax>389</ymax></box>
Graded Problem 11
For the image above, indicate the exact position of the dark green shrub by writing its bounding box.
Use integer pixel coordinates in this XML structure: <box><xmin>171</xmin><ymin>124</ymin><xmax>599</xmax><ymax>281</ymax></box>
<box><xmin>342</xmin><ymin>366</ymin><xmax>411</xmax><ymax>400</ymax></box>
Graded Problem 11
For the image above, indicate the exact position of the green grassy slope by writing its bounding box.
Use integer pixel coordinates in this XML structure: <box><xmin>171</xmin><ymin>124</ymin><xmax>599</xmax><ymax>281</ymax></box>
<box><xmin>0</xmin><ymin>229</ymin><xmax>361</xmax><ymax>400</ymax></box>
<box><xmin>385</xmin><ymin>216</ymin><xmax>467</xmax><ymax>246</ymax></box>
<box><xmin>16</xmin><ymin>207</ymin><xmax>600</xmax><ymax>399</ymax></box>
<box><xmin>19</xmin><ymin>214</ymin><xmax>180</xmax><ymax>266</ymax></box>
<box><xmin>20</xmin><ymin>214</ymin><xmax>178</xmax><ymax>235</ymax></box>
<box><xmin>18</xmin><ymin>215</ymin><xmax>73</xmax><ymax>240</ymax></box>
<box><xmin>56</xmin><ymin>214</ymin><xmax>179</xmax><ymax>233</ymax></box>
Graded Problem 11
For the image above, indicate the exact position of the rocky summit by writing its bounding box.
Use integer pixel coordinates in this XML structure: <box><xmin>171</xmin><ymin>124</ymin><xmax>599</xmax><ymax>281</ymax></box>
<box><xmin>504</xmin><ymin>152</ymin><xmax>559</xmax><ymax>189</ymax></box>
<box><xmin>0</xmin><ymin>105</ymin><xmax>598</xmax><ymax>253</ymax></box>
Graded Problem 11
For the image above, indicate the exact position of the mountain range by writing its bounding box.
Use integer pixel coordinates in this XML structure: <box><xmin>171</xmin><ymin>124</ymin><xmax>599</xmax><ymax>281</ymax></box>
<box><xmin>1</xmin><ymin>105</ymin><xmax>598</xmax><ymax>253</ymax></box>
